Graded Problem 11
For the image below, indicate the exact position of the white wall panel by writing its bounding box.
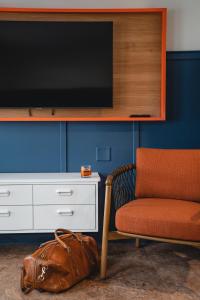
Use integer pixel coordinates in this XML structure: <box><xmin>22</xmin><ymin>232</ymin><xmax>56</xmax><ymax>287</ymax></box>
<box><xmin>0</xmin><ymin>0</ymin><xmax>199</xmax><ymax>51</ymax></box>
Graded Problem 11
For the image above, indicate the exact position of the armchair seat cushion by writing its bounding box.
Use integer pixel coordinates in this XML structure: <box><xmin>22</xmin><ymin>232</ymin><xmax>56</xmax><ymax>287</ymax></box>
<box><xmin>115</xmin><ymin>198</ymin><xmax>200</xmax><ymax>241</ymax></box>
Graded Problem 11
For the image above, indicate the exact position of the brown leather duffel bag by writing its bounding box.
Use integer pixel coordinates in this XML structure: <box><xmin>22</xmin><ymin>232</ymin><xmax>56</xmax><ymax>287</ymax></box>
<box><xmin>21</xmin><ymin>229</ymin><xmax>99</xmax><ymax>294</ymax></box>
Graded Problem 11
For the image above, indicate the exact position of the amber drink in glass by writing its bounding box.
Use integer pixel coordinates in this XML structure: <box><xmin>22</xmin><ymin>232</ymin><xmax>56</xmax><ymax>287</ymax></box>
<box><xmin>81</xmin><ymin>165</ymin><xmax>92</xmax><ymax>177</ymax></box>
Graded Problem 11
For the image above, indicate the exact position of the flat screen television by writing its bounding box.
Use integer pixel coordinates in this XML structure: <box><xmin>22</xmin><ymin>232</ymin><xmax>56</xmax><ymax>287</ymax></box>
<box><xmin>0</xmin><ymin>21</ymin><xmax>113</xmax><ymax>108</ymax></box>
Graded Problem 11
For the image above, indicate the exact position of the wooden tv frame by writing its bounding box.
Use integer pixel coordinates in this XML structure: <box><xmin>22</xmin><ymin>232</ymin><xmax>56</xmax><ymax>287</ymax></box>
<box><xmin>0</xmin><ymin>8</ymin><xmax>166</xmax><ymax>122</ymax></box>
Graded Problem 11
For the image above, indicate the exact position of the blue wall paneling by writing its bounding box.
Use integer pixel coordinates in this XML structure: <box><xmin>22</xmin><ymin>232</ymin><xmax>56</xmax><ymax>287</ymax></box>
<box><xmin>0</xmin><ymin>122</ymin><xmax>66</xmax><ymax>172</ymax></box>
<box><xmin>67</xmin><ymin>122</ymin><xmax>134</xmax><ymax>175</ymax></box>
<box><xmin>138</xmin><ymin>51</ymin><xmax>200</xmax><ymax>149</ymax></box>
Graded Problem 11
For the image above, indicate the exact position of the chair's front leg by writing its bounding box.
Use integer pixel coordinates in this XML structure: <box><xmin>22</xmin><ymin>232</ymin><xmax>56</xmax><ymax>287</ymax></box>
<box><xmin>100</xmin><ymin>181</ymin><xmax>112</xmax><ymax>279</ymax></box>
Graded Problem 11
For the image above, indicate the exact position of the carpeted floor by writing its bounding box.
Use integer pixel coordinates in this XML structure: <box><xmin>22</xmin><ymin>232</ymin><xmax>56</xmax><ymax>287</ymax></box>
<box><xmin>0</xmin><ymin>241</ymin><xmax>200</xmax><ymax>300</ymax></box>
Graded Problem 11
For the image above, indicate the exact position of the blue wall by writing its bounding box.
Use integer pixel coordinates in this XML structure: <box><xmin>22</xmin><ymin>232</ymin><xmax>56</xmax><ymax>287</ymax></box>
<box><xmin>1</xmin><ymin>51</ymin><xmax>199</xmax><ymax>243</ymax></box>
<box><xmin>0</xmin><ymin>122</ymin><xmax>133</xmax><ymax>174</ymax></box>
<box><xmin>138</xmin><ymin>51</ymin><xmax>200</xmax><ymax>149</ymax></box>
<box><xmin>0</xmin><ymin>122</ymin><xmax>66</xmax><ymax>172</ymax></box>
<box><xmin>67</xmin><ymin>122</ymin><xmax>134</xmax><ymax>174</ymax></box>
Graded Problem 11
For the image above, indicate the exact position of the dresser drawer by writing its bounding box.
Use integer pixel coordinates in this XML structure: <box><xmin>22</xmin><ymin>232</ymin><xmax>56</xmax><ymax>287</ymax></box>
<box><xmin>0</xmin><ymin>185</ymin><xmax>32</xmax><ymax>205</ymax></box>
<box><xmin>34</xmin><ymin>205</ymin><xmax>96</xmax><ymax>230</ymax></box>
<box><xmin>0</xmin><ymin>206</ymin><xmax>33</xmax><ymax>230</ymax></box>
<box><xmin>33</xmin><ymin>184</ymin><xmax>96</xmax><ymax>205</ymax></box>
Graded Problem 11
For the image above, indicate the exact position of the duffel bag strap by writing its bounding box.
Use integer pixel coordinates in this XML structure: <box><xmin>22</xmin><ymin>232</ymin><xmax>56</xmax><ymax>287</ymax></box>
<box><xmin>54</xmin><ymin>228</ymin><xmax>83</xmax><ymax>251</ymax></box>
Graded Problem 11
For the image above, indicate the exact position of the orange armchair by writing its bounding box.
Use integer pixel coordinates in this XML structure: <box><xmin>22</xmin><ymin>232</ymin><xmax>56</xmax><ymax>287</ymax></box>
<box><xmin>101</xmin><ymin>148</ymin><xmax>200</xmax><ymax>279</ymax></box>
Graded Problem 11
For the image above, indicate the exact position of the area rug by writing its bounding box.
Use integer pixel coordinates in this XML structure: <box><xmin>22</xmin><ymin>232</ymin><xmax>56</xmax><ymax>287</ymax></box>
<box><xmin>0</xmin><ymin>241</ymin><xmax>200</xmax><ymax>300</ymax></box>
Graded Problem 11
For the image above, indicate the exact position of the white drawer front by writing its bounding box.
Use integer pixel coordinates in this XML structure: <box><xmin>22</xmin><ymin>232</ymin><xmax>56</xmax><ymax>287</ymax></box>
<box><xmin>34</xmin><ymin>205</ymin><xmax>96</xmax><ymax>230</ymax></box>
<box><xmin>0</xmin><ymin>185</ymin><xmax>32</xmax><ymax>205</ymax></box>
<box><xmin>0</xmin><ymin>206</ymin><xmax>33</xmax><ymax>230</ymax></box>
<box><xmin>33</xmin><ymin>185</ymin><xmax>95</xmax><ymax>205</ymax></box>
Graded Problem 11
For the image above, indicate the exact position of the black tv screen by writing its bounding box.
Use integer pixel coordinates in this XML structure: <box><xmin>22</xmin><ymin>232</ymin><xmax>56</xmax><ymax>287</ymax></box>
<box><xmin>0</xmin><ymin>21</ymin><xmax>113</xmax><ymax>108</ymax></box>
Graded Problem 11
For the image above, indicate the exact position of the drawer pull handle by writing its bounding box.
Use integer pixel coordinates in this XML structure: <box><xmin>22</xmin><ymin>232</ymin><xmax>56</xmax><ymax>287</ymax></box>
<box><xmin>56</xmin><ymin>190</ymin><xmax>73</xmax><ymax>196</ymax></box>
<box><xmin>57</xmin><ymin>209</ymin><xmax>74</xmax><ymax>216</ymax></box>
<box><xmin>0</xmin><ymin>209</ymin><xmax>11</xmax><ymax>217</ymax></box>
<box><xmin>0</xmin><ymin>190</ymin><xmax>10</xmax><ymax>197</ymax></box>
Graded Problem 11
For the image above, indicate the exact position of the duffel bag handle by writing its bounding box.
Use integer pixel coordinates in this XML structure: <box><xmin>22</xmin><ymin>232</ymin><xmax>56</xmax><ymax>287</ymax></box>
<box><xmin>55</xmin><ymin>228</ymin><xmax>82</xmax><ymax>251</ymax></box>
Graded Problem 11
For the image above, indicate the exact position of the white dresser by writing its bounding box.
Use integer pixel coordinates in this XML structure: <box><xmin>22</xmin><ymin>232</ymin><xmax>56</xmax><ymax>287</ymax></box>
<box><xmin>0</xmin><ymin>173</ymin><xmax>100</xmax><ymax>233</ymax></box>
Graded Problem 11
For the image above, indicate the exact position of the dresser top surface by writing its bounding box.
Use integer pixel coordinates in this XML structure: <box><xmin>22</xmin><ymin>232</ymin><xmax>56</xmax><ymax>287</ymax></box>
<box><xmin>0</xmin><ymin>172</ymin><xmax>100</xmax><ymax>183</ymax></box>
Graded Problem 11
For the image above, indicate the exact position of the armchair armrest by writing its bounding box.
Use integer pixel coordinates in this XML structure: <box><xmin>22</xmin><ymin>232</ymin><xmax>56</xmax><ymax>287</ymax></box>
<box><xmin>106</xmin><ymin>163</ymin><xmax>136</xmax><ymax>210</ymax></box>
<box><xmin>106</xmin><ymin>163</ymin><xmax>135</xmax><ymax>185</ymax></box>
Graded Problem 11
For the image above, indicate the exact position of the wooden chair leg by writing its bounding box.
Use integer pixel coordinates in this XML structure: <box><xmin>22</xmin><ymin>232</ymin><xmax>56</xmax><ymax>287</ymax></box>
<box><xmin>135</xmin><ymin>238</ymin><xmax>140</xmax><ymax>248</ymax></box>
<box><xmin>100</xmin><ymin>182</ymin><xmax>112</xmax><ymax>279</ymax></box>
<box><xmin>101</xmin><ymin>230</ymin><xmax>109</xmax><ymax>279</ymax></box>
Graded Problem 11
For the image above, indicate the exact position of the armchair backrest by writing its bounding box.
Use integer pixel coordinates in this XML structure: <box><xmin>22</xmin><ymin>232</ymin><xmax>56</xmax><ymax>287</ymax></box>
<box><xmin>135</xmin><ymin>148</ymin><xmax>200</xmax><ymax>202</ymax></box>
